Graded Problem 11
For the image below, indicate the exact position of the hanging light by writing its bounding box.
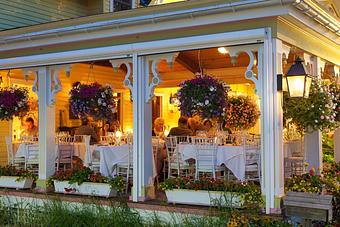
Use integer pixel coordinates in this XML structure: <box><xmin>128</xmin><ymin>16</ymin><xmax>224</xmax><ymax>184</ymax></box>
<box><xmin>218</xmin><ymin>47</ymin><xmax>228</xmax><ymax>54</ymax></box>
<box><xmin>285</xmin><ymin>57</ymin><xmax>313</xmax><ymax>98</ymax></box>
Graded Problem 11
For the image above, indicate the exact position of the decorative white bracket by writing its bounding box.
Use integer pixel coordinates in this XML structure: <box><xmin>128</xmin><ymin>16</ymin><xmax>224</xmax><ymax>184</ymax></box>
<box><xmin>227</xmin><ymin>45</ymin><xmax>261</xmax><ymax>96</ymax></box>
<box><xmin>281</xmin><ymin>43</ymin><xmax>291</xmax><ymax>65</ymax></box>
<box><xmin>109</xmin><ymin>58</ymin><xmax>133</xmax><ymax>99</ymax></box>
<box><xmin>47</xmin><ymin>64</ymin><xmax>70</xmax><ymax>106</ymax></box>
<box><xmin>23</xmin><ymin>65</ymin><xmax>69</xmax><ymax>106</ymax></box>
<box><xmin>303</xmin><ymin>53</ymin><xmax>314</xmax><ymax>74</ymax></box>
<box><xmin>145</xmin><ymin>52</ymin><xmax>179</xmax><ymax>102</ymax></box>
<box><xmin>22</xmin><ymin>67</ymin><xmax>40</xmax><ymax>95</ymax></box>
<box><xmin>311</xmin><ymin>56</ymin><xmax>326</xmax><ymax>78</ymax></box>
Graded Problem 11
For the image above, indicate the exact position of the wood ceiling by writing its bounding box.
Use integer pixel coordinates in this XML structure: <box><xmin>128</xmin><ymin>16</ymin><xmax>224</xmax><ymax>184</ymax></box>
<box><xmin>92</xmin><ymin>47</ymin><xmax>255</xmax><ymax>87</ymax></box>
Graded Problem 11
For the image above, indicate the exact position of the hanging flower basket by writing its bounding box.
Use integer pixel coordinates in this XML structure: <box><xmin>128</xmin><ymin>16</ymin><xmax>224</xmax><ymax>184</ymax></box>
<box><xmin>225</xmin><ymin>95</ymin><xmax>260</xmax><ymax>131</ymax></box>
<box><xmin>283</xmin><ymin>79</ymin><xmax>339</xmax><ymax>133</ymax></box>
<box><xmin>177</xmin><ymin>73</ymin><xmax>229</xmax><ymax>119</ymax></box>
<box><xmin>0</xmin><ymin>87</ymin><xmax>29</xmax><ymax>121</ymax></box>
<box><xmin>69</xmin><ymin>82</ymin><xmax>116</xmax><ymax>122</ymax></box>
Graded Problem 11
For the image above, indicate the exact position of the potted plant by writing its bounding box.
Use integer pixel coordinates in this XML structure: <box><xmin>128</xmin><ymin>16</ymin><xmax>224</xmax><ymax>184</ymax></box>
<box><xmin>69</xmin><ymin>82</ymin><xmax>116</xmax><ymax>122</ymax></box>
<box><xmin>0</xmin><ymin>86</ymin><xmax>29</xmax><ymax>121</ymax></box>
<box><xmin>284</xmin><ymin>162</ymin><xmax>340</xmax><ymax>224</ymax></box>
<box><xmin>159</xmin><ymin>177</ymin><xmax>263</xmax><ymax>208</ymax></box>
<box><xmin>48</xmin><ymin>167</ymin><xmax>125</xmax><ymax>198</ymax></box>
<box><xmin>0</xmin><ymin>166</ymin><xmax>36</xmax><ymax>189</ymax></box>
<box><xmin>224</xmin><ymin>95</ymin><xmax>260</xmax><ymax>132</ymax></box>
<box><xmin>283</xmin><ymin>79</ymin><xmax>339</xmax><ymax>134</ymax></box>
<box><xmin>177</xmin><ymin>73</ymin><xmax>229</xmax><ymax>120</ymax></box>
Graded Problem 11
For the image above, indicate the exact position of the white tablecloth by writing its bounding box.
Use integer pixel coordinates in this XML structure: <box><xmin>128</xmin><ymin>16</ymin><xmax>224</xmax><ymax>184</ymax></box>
<box><xmin>97</xmin><ymin>145</ymin><xmax>158</xmax><ymax>180</ymax></box>
<box><xmin>178</xmin><ymin>144</ymin><xmax>246</xmax><ymax>181</ymax></box>
<box><xmin>98</xmin><ymin>145</ymin><xmax>130</xmax><ymax>177</ymax></box>
<box><xmin>15</xmin><ymin>143</ymin><xmax>88</xmax><ymax>161</ymax></box>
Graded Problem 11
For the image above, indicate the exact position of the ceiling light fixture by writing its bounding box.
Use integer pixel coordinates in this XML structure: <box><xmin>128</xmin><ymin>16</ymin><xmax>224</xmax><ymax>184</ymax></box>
<box><xmin>218</xmin><ymin>47</ymin><xmax>228</xmax><ymax>54</ymax></box>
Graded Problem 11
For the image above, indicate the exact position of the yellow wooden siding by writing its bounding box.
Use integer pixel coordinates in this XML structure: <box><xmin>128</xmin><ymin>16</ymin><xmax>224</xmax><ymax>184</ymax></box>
<box><xmin>0</xmin><ymin>121</ymin><xmax>10</xmax><ymax>166</ymax></box>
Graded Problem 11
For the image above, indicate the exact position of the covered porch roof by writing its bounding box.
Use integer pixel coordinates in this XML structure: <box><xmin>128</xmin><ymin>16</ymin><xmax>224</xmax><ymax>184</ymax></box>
<box><xmin>0</xmin><ymin>0</ymin><xmax>339</xmax><ymax>67</ymax></box>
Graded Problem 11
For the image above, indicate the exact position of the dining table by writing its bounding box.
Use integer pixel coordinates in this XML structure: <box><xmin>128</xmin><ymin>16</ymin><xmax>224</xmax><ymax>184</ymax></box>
<box><xmin>14</xmin><ymin>142</ymin><xmax>89</xmax><ymax>162</ymax></box>
<box><xmin>178</xmin><ymin>143</ymin><xmax>250</xmax><ymax>181</ymax></box>
<box><xmin>96</xmin><ymin>139</ymin><xmax>163</xmax><ymax>179</ymax></box>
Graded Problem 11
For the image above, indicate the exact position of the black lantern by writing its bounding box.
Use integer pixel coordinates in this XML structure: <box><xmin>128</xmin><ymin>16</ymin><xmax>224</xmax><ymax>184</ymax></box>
<box><xmin>285</xmin><ymin>57</ymin><xmax>313</xmax><ymax>98</ymax></box>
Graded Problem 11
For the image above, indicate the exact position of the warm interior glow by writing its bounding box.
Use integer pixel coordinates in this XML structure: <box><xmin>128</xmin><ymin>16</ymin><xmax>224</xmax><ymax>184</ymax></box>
<box><xmin>125</xmin><ymin>128</ymin><xmax>133</xmax><ymax>134</ymax></box>
<box><xmin>164</xmin><ymin>129</ymin><xmax>169</xmax><ymax>137</ymax></box>
<box><xmin>115</xmin><ymin>130</ymin><xmax>122</xmax><ymax>138</ymax></box>
<box><xmin>218</xmin><ymin>47</ymin><xmax>228</xmax><ymax>54</ymax></box>
<box><xmin>304</xmin><ymin>76</ymin><xmax>312</xmax><ymax>98</ymax></box>
<box><xmin>286</xmin><ymin>75</ymin><xmax>305</xmax><ymax>97</ymax></box>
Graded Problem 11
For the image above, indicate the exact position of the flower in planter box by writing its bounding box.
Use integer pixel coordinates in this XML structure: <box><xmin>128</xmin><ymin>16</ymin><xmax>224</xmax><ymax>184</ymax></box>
<box><xmin>48</xmin><ymin>167</ymin><xmax>126</xmax><ymax>193</ymax></box>
<box><xmin>159</xmin><ymin>176</ymin><xmax>263</xmax><ymax>207</ymax></box>
<box><xmin>0</xmin><ymin>165</ymin><xmax>37</xmax><ymax>182</ymax></box>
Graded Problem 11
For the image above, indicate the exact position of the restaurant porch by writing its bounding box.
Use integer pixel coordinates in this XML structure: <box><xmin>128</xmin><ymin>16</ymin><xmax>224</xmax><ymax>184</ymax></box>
<box><xmin>0</xmin><ymin>27</ymin><xmax>338</xmax><ymax>220</ymax></box>
<box><xmin>0</xmin><ymin>44</ymin><xmax>265</xmax><ymax>198</ymax></box>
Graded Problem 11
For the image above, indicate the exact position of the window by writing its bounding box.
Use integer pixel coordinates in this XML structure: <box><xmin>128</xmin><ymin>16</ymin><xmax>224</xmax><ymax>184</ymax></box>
<box><xmin>110</xmin><ymin>0</ymin><xmax>132</xmax><ymax>12</ymax></box>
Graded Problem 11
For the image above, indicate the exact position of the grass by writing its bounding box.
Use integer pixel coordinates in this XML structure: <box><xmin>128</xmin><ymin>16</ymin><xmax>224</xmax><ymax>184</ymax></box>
<box><xmin>0</xmin><ymin>195</ymin><xmax>290</xmax><ymax>227</ymax></box>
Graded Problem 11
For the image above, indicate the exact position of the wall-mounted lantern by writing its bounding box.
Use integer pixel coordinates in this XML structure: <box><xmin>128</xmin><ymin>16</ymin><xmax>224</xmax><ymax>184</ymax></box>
<box><xmin>285</xmin><ymin>57</ymin><xmax>313</xmax><ymax>98</ymax></box>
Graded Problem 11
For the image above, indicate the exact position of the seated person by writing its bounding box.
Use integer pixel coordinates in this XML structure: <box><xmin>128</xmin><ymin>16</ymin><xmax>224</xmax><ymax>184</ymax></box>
<box><xmin>75</xmin><ymin>118</ymin><xmax>99</xmax><ymax>144</ymax></box>
<box><xmin>168</xmin><ymin>116</ymin><xmax>193</xmax><ymax>137</ymax></box>
<box><xmin>23</xmin><ymin>117</ymin><xmax>38</xmax><ymax>137</ymax></box>
<box><xmin>152</xmin><ymin>117</ymin><xmax>165</xmax><ymax>139</ymax></box>
<box><xmin>110</xmin><ymin>119</ymin><xmax>121</xmax><ymax>133</ymax></box>
<box><xmin>203</xmin><ymin>119</ymin><xmax>217</xmax><ymax>138</ymax></box>
<box><xmin>188</xmin><ymin>116</ymin><xmax>205</xmax><ymax>136</ymax></box>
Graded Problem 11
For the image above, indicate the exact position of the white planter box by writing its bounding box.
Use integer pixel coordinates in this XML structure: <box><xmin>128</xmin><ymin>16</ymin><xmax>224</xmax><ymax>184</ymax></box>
<box><xmin>53</xmin><ymin>180</ymin><xmax>117</xmax><ymax>198</ymax></box>
<box><xmin>0</xmin><ymin>176</ymin><xmax>34</xmax><ymax>189</ymax></box>
<box><xmin>165</xmin><ymin>189</ymin><xmax>244</xmax><ymax>207</ymax></box>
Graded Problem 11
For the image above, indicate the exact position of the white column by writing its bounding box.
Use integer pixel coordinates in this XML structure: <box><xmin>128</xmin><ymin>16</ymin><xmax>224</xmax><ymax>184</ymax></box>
<box><xmin>261</xmin><ymin>28</ymin><xmax>275</xmax><ymax>214</ymax></box>
<box><xmin>25</xmin><ymin>65</ymin><xmax>67</xmax><ymax>191</ymax></box>
<box><xmin>272</xmin><ymin>39</ymin><xmax>288</xmax><ymax>205</ymax></box>
<box><xmin>36</xmin><ymin>67</ymin><xmax>56</xmax><ymax>189</ymax></box>
<box><xmin>132</xmin><ymin>54</ymin><xmax>153</xmax><ymax>201</ymax></box>
<box><xmin>131</xmin><ymin>52</ymin><xmax>178</xmax><ymax>201</ymax></box>
<box><xmin>304</xmin><ymin>56</ymin><xmax>325</xmax><ymax>172</ymax></box>
<box><xmin>228</xmin><ymin>37</ymin><xmax>277</xmax><ymax>213</ymax></box>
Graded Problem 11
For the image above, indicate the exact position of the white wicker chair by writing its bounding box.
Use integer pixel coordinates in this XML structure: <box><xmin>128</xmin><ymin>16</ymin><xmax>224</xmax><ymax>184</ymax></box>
<box><xmin>6</xmin><ymin>136</ymin><xmax>26</xmax><ymax>169</ymax></box>
<box><xmin>114</xmin><ymin>135</ymin><xmax>133</xmax><ymax>192</ymax></box>
<box><xmin>5</xmin><ymin>136</ymin><xmax>14</xmax><ymax>165</ymax></box>
<box><xmin>21</xmin><ymin>136</ymin><xmax>39</xmax><ymax>143</ymax></box>
<box><xmin>100</xmin><ymin>135</ymin><xmax>116</xmax><ymax>146</ymax></box>
<box><xmin>244</xmin><ymin>135</ymin><xmax>261</xmax><ymax>182</ymax></box>
<box><xmin>25</xmin><ymin>144</ymin><xmax>39</xmax><ymax>175</ymax></box>
<box><xmin>165</xmin><ymin>136</ymin><xmax>193</xmax><ymax>179</ymax></box>
<box><xmin>56</xmin><ymin>136</ymin><xmax>74</xmax><ymax>171</ymax></box>
<box><xmin>193</xmin><ymin>137</ymin><xmax>223</xmax><ymax>180</ymax></box>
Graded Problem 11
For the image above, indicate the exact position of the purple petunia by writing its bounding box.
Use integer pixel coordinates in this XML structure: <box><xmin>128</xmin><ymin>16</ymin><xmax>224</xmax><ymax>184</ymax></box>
<box><xmin>177</xmin><ymin>73</ymin><xmax>228</xmax><ymax>119</ymax></box>
<box><xmin>69</xmin><ymin>82</ymin><xmax>116</xmax><ymax>122</ymax></box>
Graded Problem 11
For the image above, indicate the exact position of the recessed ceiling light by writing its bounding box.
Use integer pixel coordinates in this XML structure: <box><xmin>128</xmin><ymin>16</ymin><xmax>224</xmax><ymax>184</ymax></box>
<box><xmin>218</xmin><ymin>47</ymin><xmax>228</xmax><ymax>54</ymax></box>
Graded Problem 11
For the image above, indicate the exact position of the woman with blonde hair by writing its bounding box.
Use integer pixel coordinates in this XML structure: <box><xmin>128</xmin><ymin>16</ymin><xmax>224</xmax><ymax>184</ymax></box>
<box><xmin>152</xmin><ymin>117</ymin><xmax>165</xmax><ymax>139</ymax></box>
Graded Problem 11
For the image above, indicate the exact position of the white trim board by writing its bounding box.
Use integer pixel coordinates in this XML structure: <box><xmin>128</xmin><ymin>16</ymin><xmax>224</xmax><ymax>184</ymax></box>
<box><xmin>0</xmin><ymin>28</ymin><xmax>265</xmax><ymax>70</ymax></box>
